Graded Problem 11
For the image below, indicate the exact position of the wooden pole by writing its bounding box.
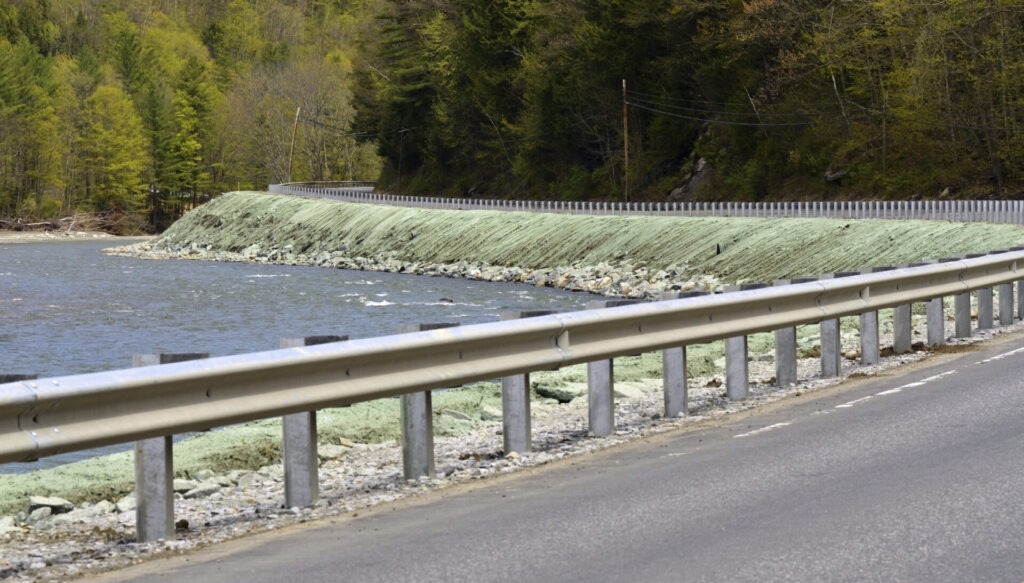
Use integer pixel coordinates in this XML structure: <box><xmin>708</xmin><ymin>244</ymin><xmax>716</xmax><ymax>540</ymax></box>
<box><xmin>622</xmin><ymin>79</ymin><xmax>629</xmax><ymax>203</ymax></box>
<box><xmin>288</xmin><ymin>106</ymin><xmax>301</xmax><ymax>183</ymax></box>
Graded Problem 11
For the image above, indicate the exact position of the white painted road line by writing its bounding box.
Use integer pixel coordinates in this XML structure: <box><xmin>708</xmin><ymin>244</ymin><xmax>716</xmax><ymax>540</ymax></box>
<box><xmin>836</xmin><ymin>396</ymin><xmax>873</xmax><ymax>409</ymax></box>
<box><xmin>734</xmin><ymin>423</ymin><xmax>791</xmax><ymax>439</ymax></box>
<box><xmin>978</xmin><ymin>346</ymin><xmax>1024</xmax><ymax>364</ymax></box>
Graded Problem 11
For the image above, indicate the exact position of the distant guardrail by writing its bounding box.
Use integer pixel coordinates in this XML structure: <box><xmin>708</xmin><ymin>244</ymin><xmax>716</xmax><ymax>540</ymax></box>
<box><xmin>269</xmin><ymin>182</ymin><xmax>1024</xmax><ymax>224</ymax></box>
<box><xmin>3</xmin><ymin>248</ymin><xmax>1024</xmax><ymax>541</ymax></box>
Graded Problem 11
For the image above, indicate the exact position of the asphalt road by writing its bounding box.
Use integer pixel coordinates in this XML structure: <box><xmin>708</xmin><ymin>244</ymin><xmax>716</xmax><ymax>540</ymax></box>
<box><xmin>93</xmin><ymin>335</ymin><xmax>1024</xmax><ymax>582</ymax></box>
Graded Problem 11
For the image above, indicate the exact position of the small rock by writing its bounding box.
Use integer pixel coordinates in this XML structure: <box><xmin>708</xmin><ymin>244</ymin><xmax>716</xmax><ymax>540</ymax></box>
<box><xmin>115</xmin><ymin>495</ymin><xmax>136</xmax><ymax>513</ymax></box>
<box><xmin>338</xmin><ymin>437</ymin><xmax>357</xmax><ymax>448</ymax></box>
<box><xmin>173</xmin><ymin>479</ymin><xmax>200</xmax><ymax>493</ymax></box>
<box><xmin>28</xmin><ymin>496</ymin><xmax>74</xmax><ymax>515</ymax></box>
<box><xmin>613</xmin><ymin>384</ymin><xmax>645</xmax><ymax>400</ymax></box>
<box><xmin>318</xmin><ymin>444</ymin><xmax>349</xmax><ymax>461</ymax></box>
<box><xmin>28</xmin><ymin>506</ymin><xmax>52</xmax><ymax>523</ymax></box>
<box><xmin>194</xmin><ymin>469</ymin><xmax>217</xmax><ymax>481</ymax></box>
<box><xmin>183</xmin><ymin>483</ymin><xmax>222</xmax><ymax>499</ymax></box>
<box><xmin>236</xmin><ymin>472</ymin><xmax>259</xmax><ymax>489</ymax></box>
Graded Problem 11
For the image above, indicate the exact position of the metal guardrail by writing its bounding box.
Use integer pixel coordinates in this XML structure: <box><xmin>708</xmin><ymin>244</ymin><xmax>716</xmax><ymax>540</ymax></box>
<box><xmin>3</xmin><ymin>250</ymin><xmax>1022</xmax><ymax>464</ymax></box>
<box><xmin>269</xmin><ymin>182</ymin><xmax>1024</xmax><ymax>224</ymax></box>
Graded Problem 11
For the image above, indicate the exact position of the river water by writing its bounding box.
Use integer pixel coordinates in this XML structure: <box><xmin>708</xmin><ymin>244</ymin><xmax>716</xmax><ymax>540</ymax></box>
<box><xmin>0</xmin><ymin>239</ymin><xmax>594</xmax><ymax>473</ymax></box>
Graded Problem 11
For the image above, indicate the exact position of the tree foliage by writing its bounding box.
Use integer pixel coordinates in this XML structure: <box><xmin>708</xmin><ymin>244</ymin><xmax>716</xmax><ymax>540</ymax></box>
<box><xmin>5</xmin><ymin>0</ymin><xmax>1024</xmax><ymax>230</ymax></box>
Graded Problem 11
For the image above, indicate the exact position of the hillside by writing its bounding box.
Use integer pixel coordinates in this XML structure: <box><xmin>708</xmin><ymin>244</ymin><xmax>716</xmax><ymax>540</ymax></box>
<box><xmin>3</xmin><ymin>1</ymin><xmax>1024</xmax><ymax>228</ymax></box>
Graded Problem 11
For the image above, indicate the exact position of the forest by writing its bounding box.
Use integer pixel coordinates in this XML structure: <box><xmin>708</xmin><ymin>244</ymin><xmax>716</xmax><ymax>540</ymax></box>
<box><xmin>1</xmin><ymin>1</ymin><xmax>1023</xmax><ymax>230</ymax></box>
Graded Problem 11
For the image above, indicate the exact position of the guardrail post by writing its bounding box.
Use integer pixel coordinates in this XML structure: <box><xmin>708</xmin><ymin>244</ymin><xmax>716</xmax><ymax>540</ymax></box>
<box><xmin>927</xmin><ymin>297</ymin><xmax>946</xmax><ymax>345</ymax></box>
<box><xmin>978</xmin><ymin>287</ymin><xmax>994</xmax><ymax>330</ymax></box>
<box><xmin>659</xmin><ymin>291</ymin><xmax>707</xmax><ymax>416</ymax></box>
<box><xmin>499</xmin><ymin>311</ymin><xmax>556</xmax><ymax>453</ymax></box>
<box><xmin>954</xmin><ymin>290</ymin><xmax>972</xmax><ymax>338</ymax></box>
<box><xmin>893</xmin><ymin>302</ymin><xmax>913</xmax><ymax>354</ymax></box>
<box><xmin>398</xmin><ymin>323</ymin><xmax>458</xmax><ymax>479</ymax></box>
<box><xmin>279</xmin><ymin>335</ymin><xmax>348</xmax><ymax>508</ymax></box>
<box><xmin>820</xmin><ymin>273</ymin><xmax>855</xmax><ymax>377</ymax></box>
<box><xmin>774</xmin><ymin>279</ymin><xmax>807</xmax><ymax>387</ymax></box>
<box><xmin>998</xmin><ymin>280</ymin><xmax>1014</xmax><ymax>326</ymax></box>
<box><xmin>132</xmin><ymin>352</ymin><xmax>209</xmax><ymax>543</ymax></box>
<box><xmin>725</xmin><ymin>283</ymin><xmax>767</xmax><ymax>400</ymax></box>
<box><xmin>587</xmin><ymin>299</ymin><xmax>641</xmax><ymax>435</ymax></box>
<box><xmin>860</xmin><ymin>267</ymin><xmax>893</xmax><ymax>365</ymax></box>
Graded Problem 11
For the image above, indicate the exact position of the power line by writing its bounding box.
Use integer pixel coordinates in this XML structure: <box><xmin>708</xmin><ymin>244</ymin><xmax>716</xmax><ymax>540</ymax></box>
<box><xmin>626</xmin><ymin>100</ymin><xmax>816</xmax><ymax>127</ymax></box>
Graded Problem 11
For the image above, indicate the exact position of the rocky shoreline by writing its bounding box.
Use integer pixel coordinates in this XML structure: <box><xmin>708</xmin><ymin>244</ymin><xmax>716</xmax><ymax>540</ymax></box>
<box><xmin>110</xmin><ymin>239</ymin><xmax>723</xmax><ymax>299</ymax></box>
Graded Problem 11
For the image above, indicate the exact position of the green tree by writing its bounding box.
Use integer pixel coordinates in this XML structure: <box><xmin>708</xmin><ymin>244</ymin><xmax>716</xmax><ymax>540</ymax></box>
<box><xmin>79</xmin><ymin>83</ymin><xmax>151</xmax><ymax>212</ymax></box>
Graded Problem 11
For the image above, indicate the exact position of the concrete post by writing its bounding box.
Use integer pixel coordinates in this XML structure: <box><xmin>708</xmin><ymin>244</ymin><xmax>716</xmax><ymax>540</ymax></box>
<box><xmin>659</xmin><ymin>292</ymin><xmax>707</xmax><ymax>418</ymax></box>
<box><xmin>279</xmin><ymin>335</ymin><xmax>348</xmax><ymax>508</ymax></box>
<box><xmin>999</xmin><ymin>282</ymin><xmax>1014</xmax><ymax>326</ymax></box>
<box><xmin>954</xmin><ymin>292</ymin><xmax>972</xmax><ymax>338</ymax></box>
<box><xmin>978</xmin><ymin>288</ymin><xmax>994</xmax><ymax>330</ymax></box>
<box><xmin>398</xmin><ymin>323</ymin><xmax>458</xmax><ymax>479</ymax></box>
<box><xmin>132</xmin><ymin>352</ymin><xmax>208</xmax><ymax>543</ymax></box>
<box><xmin>725</xmin><ymin>284</ymin><xmax>767</xmax><ymax>400</ymax></box>
<box><xmin>586</xmin><ymin>299</ymin><xmax>641</xmax><ymax>436</ymax></box>
<box><xmin>499</xmin><ymin>311</ymin><xmax>556</xmax><ymax>453</ymax></box>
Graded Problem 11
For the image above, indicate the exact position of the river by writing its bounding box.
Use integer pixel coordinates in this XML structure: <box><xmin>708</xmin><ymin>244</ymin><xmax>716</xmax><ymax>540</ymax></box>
<box><xmin>0</xmin><ymin>239</ymin><xmax>594</xmax><ymax>473</ymax></box>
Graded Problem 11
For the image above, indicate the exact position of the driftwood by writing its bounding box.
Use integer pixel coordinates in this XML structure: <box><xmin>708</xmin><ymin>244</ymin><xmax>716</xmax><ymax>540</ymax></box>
<box><xmin>0</xmin><ymin>212</ymin><xmax>151</xmax><ymax>235</ymax></box>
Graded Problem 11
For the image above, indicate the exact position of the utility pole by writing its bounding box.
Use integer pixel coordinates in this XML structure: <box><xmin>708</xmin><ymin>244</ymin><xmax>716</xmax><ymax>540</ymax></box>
<box><xmin>288</xmin><ymin>106</ymin><xmax>301</xmax><ymax>183</ymax></box>
<box><xmin>622</xmin><ymin>79</ymin><xmax>629</xmax><ymax>203</ymax></box>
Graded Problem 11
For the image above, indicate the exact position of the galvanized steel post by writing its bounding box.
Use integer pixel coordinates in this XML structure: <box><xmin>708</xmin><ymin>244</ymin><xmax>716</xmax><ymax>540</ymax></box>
<box><xmin>954</xmin><ymin>291</ymin><xmax>972</xmax><ymax>338</ymax></box>
<box><xmin>280</xmin><ymin>335</ymin><xmax>348</xmax><ymax>509</ymax></box>
<box><xmin>659</xmin><ymin>291</ymin><xmax>706</xmax><ymax>416</ymax></box>
<box><xmin>499</xmin><ymin>311</ymin><xmax>556</xmax><ymax>453</ymax></box>
<box><xmin>999</xmin><ymin>281</ymin><xmax>1014</xmax><ymax>326</ymax></box>
<box><xmin>587</xmin><ymin>299</ymin><xmax>641</xmax><ymax>435</ymax></box>
<box><xmin>132</xmin><ymin>352</ymin><xmax>208</xmax><ymax>543</ymax></box>
<box><xmin>860</xmin><ymin>267</ymin><xmax>892</xmax><ymax>365</ymax></box>
<box><xmin>725</xmin><ymin>284</ymin><xmax>767</xmax><ymax>400</ymax></box>
<box><xmin>398</xmin><ymin>323</ymin><xmax>458</xmax><ymax>479</ymax></box>
<box><xmin>820</xmin><ymin>273</ymin><xmax>855</xmax><ymax>377</ymax></box>
<box><xmin>773</xmin><ymin>278</ymin><xmax>807</xmax><ymax>387</ymax></box>
<box><xmin>978</xmin><ymin>288</ymin><xmax>994</xmax><ymax>330</ymax></box>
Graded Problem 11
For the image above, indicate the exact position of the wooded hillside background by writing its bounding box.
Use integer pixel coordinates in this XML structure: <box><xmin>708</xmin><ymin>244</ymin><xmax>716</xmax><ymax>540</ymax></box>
<box><xmin>2</xmin><ymin>1</ymin><xmax>1023</xmax><ymax>229</ymax></box>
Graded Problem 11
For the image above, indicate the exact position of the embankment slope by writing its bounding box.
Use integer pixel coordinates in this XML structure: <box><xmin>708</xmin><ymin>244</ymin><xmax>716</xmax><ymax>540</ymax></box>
<box><xmin>148</xmin><ymin>191</ymin><xmax>1024</xmax><ymax>287</ymax></box>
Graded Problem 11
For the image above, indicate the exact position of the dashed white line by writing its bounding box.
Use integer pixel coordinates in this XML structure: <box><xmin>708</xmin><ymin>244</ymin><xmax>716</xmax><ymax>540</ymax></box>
<box><xmin>836</xmin><ymin>396</ymin><xmax>873</xmax><ymax>409</ymax></box>
<box><xmin>921</xmin><ymin>370</ymin><xmax>959</xmax><ymax>382</ymax></box>
<box><xmin>734</xmin><ymin>422</ymin><xmax>791</xmax><ymax>439</ymax></box>
<box><xmin>977</xmin><ymin>346</ymin><xmax>1024</xmax><ymax>364</ymax></box>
